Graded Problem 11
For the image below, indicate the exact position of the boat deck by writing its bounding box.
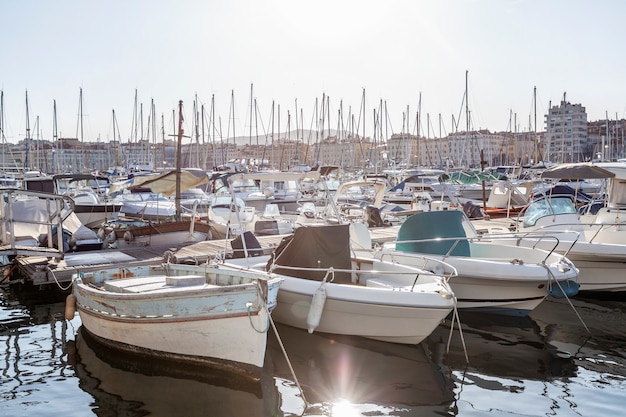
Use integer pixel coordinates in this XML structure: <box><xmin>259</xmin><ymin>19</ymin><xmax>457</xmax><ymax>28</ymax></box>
<box><xmin>12</xmin><ymin>226</ymin><xmax>400</xmax><ymax>287</ymax></box>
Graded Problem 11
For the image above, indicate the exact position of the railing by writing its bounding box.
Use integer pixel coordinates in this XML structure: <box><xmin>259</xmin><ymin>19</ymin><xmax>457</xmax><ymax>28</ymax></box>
<box><xmin>391</xmin><ymin>233</ymin><xmax>564</xmax><ymax>265</ymax></box>
<box><xmin>0</xmin><ymin>188</ymin><xmax>75</xmax><ymax>259</ymax></box>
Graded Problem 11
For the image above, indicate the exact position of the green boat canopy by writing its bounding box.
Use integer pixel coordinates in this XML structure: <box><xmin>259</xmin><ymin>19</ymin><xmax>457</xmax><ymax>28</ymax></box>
<box><xmin>438</xmin><ymin>170</ymin><xmax>507</xmax><ymax>184</ymax></box>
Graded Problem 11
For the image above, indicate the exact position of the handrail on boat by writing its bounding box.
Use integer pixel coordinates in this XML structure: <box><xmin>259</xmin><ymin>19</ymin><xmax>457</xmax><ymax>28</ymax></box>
<box><xmin>393</xmin><ymin>233</ymin><xmax>565</xmax><ymax>265</ymax></box>
<box><xmin>375</xmin><ymin>252</ymin><xmax>458</xmax><ymax>279</ymax></box>
<box><xmin>519</xmin><ymin>218</ymin><xmax>622</xmax><ymax>244</ymax></box>
<box><xmin>267</xmin><ymin>262</ymin><xmax>451</xmax><ymax>279</ymax></box>
<box><xmin>0</xmin><ymin>187</ymin><xmax>76</xmax><ymax>257</ymax></box>
<box><xmin>488</xmin><ymin>230</ymin><xmax>577</xmax><ymax>261</ymax></box>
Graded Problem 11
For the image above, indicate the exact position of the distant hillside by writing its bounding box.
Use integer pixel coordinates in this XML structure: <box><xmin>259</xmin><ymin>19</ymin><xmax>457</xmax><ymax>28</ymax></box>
<box><xmin>227</xmin><ymin>129</ymin><xmax>339</xmax><ymax>145</ymax></box>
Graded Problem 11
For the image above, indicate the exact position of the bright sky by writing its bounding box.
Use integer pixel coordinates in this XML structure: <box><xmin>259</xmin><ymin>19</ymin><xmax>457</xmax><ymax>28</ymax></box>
<box><xmin>1</xmin><ymin>0</ymin><xmax>625</xmax><ymax>145</ymax></box>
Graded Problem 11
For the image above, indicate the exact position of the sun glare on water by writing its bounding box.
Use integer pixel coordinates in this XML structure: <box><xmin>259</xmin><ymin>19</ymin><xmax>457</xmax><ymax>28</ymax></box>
<box><xmin>330</xmin><ymin>399</ymin><xmax>360</xmax><ymax>417</ymax></box>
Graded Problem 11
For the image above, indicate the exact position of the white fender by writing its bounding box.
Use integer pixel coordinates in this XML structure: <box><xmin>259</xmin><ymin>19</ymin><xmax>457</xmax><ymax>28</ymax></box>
<box><xmin>65</xmin><ymin>294</ymin><xmax>76</xmax><ymax>320</ymax></box>
<box><xmin>123</xmin><ymin>230</ymin><xmax>134</xmax><ymax>242</ymax></box>
<box><xmin>307</xmin><ymin>281</ymin><xmax>327</xmax><ymax>334</ymax></box>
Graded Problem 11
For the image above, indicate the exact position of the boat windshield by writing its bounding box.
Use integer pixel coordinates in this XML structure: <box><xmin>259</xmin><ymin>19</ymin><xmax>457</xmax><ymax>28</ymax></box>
<box><xmin>523</xmin><ymin>197</ymin><xmax>577</xmax><ymax>227</ymax></box>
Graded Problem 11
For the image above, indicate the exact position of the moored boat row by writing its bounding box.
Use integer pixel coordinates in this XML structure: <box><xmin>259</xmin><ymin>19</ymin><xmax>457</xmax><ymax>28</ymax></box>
<box><xmin>5</xmin><ymin>161</ymin><xmax>626</xmax><ymax>381</ymax></box>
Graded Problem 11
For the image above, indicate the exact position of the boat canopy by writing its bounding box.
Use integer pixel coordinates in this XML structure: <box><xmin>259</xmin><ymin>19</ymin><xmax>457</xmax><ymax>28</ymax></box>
<box><xmin>396</xmin><ymin>210</ymin><xmax>470</xmax><ymax>257</ymax></box>
<box><xmin>540</xmin><ymin>163</ymin><xmax>615</xmax><ymax>180</ymax></box>
<box><xmin>267</xmin><ymin>224</ymin><xmax>352</xmax><ymax>283</ymax></box>
<box><xmin>109</xmin><ymin>170</ymin><xmax>209</xmax><ymax>196</ymax></box>
<box><xmin>438</xmin><ymin>170</ymin><xmax>506</xmax><ymax>184</ymax></box>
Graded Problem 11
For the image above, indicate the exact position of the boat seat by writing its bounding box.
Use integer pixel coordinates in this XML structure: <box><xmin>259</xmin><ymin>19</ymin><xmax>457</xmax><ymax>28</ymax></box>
<box><xmin>396</xmin><ymin>210</ymin><xmax>470</xmax><ymax>257</ymax></box>
<box><xmin>103</xmin><ymin>275</ymin><xmax>208</xmax><ymax>293</ymax></box>
<box><xmin>366</xmin><ymin>278</ymin><xmax>403</xmax><ymax>289</ymax></box>
<box><xmin>231</xmin><ymin>231</ymin><xmax>264</xmax><ymax>258</ymax></box>
<box><xmin>349</xmin><ymin>222</ymin><xmax>372</xmax><ymax>250</ymax></box>
<box><xmin>103</xmin><ymin>276</ymin><xmax>168</xmax><ymax>293</ymax></box>
<box><xmin>165</xmin><ymin>275</ymin><xmax>207</xmax><ymax>286</ymax></box>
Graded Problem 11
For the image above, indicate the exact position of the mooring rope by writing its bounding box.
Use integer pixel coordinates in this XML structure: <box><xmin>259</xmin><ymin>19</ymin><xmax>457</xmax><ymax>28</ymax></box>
<box><xmin>268</xmin><ymin>312</ymin><xmax>309</xmax><ymax>410</ymax></box>
<box><xmin>446</xmin><ymin>296</ymin><xmax>469</xmax><ymax>364</ymax></box>
<box><xmin>544</xmin><ymin>263</ymin><xmax>590</xmax><ymax>333</ymax></box>
<box><xmin>48</xmin><ymin>266</ymin><xmax>73</xmax><ymax>291</ymax></box>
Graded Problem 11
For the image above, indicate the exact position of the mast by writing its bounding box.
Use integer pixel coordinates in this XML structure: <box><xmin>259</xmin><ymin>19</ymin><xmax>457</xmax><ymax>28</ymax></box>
<box><xmin>194</xmin><ymin>93</ymin><xmax>200</xmax><ymax>168</ymax></box>
<box><xmin>533</xmin><ymin>86</ymin><xmax>544</xmax><ymax>164</ymax></box>
<box><xmin>151</xmin><ymin>99</ymin><xmax>157</xmax><ymax>170</ymax></box>
<box><xmin>52</xmin><ymin>100</ymin><xmax>58</xmax><ymax>173</ymax></box>
<box><xmin>418</xmin><ymin>93</ymin><xmax>422</xmax><ymax>167</ymax></box>
<box><xmin>175</xmin><ymin>100</ymin><xmax>184</xmax><ymax>219</ymax></box>
<box><xmin>249</xmin><ymin>83</ymin><xmax>253</xmax><ymax>146</ymax></box>
<box><xmin>77</xmin><ymin>87</ymin><xmax>84</xmax><ymax>172</ymax></box>
<box><xmin>161</xmin><ymin>113</ymin><xmax>166</xmax><ymax>170</ymax></box>
<box><xmin>1</xmin><ymin>91</ymin><xmax>8</xmax><ymax>172</ymax></box>
<box><xmin>465</xmin><ymin>70</ymin><xmax>470</xmax><ymax>167</ymax></box>
<box><xmin>229</xmin><ymin>90</ymin><xmax>235</xmax><ymax>164</ymax></box>
<box><xmin>201</xmin><ymin>103</ymin><xmax>207</xmax><ymax>170</ymax></box>
<box><xmin>271</xmin><ymin>100</ymin><xmax>275</xmax><ymax>169</ymax></box>
<box><xmin>25</xmin><ymin>90</ymin><xmax>30</xmax><ymax>171</ymax></box>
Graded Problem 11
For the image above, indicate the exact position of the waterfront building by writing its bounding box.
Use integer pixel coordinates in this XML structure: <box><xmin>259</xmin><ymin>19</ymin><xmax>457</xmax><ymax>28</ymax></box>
<box><xmin>587</xmin><ymin>118</ymin><xmax>626</xmax><ymax>161</ymax></box>
<box><xmin>544</xmin><ymin>97</ymin><xmax>589</xmax><ymax>163</ymax></box>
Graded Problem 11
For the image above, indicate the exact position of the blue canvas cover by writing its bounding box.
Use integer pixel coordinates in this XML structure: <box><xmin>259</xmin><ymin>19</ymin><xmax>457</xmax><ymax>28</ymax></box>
<box><xmin>396</xmin><ymin>210</ymin><xmax>470</xmax><ymax>257</ymax></box>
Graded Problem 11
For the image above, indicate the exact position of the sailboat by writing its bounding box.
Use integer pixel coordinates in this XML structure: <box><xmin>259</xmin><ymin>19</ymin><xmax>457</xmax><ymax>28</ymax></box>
<box><xmin>98</xmin><ymin>102</ymin><xmax>212</xmax><ymax>248</ymax></box>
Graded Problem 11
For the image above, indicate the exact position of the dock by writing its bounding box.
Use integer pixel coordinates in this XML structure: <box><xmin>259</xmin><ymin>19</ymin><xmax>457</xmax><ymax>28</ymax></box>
<box><xmin>11</xmin><ymin>226</ymin><xmax>400</xmax><ymax>288</ymax></box>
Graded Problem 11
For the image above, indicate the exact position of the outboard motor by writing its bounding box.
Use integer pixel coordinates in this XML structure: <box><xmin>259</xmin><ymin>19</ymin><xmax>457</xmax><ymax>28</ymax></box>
<box><xmin>463</xmin><ymin>200</ymin><xmax>486</xmax><ymax>219</ymax></box>
<box><xmin>365</xmin><ymin>205</ymin><xmax>390</xmax><ymax>227</ymax></box>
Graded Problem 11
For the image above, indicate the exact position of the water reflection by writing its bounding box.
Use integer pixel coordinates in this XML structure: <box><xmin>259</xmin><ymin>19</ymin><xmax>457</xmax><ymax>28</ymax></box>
<box><xmin>266</xmin><ymin>324</ymin><xmax>456</xmax><ymax>416</ymax></box>
<box><xmin>427</xmin><ymin>311</ymin><xmax>577</xmax><ymax>381</ymax></box>
<box><xmin>530</xmin><ymin>295</ymin><xmax>626</xmax><ymax>384</ymax></box>
<box><xmin>71</xmin><ymin>327</ymin><xmax>282</xmax><ymax>417</ymax></box>
<box><xmin>0</xmin><ymin>290</ymin><xmax>81</xmax><ymax>417</ymax></box>
<box><xmin>2</xmin><ymin>284</ymin><xmax>626</xmax><ymax>417</ymax></box>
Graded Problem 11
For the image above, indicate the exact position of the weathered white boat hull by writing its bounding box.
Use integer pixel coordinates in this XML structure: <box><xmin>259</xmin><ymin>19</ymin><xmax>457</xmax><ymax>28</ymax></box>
<box><xmin>77</xmin><ymin>307</ymin><xmax>270</xmax><ymax>369</ymax></box>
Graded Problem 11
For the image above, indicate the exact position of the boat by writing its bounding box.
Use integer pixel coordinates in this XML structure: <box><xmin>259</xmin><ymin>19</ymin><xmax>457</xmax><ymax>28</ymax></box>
<box><xmin>295</xmin><ymin>179</ymin><xmax>392</xmax><ymax>227</ymax></box>
<box><xmin>362</xmin><ymin>210</ymin><xmax>580</xmax><ymax>316</ymax></box>
<box><xmin>223</xmin><ymin>223</ymin><xmax>457</xmax><ymax>345</ymax></box>
<box><xmin>0</xmin><ymin>187</ymin><xmax>103</xmax><ymax>256</ymax></box>
<box><xmin>97</xmin><ymin>217</ymin><xmax>211</xmax><ymax>248</ymax></box>
<box><xmin>458</xmin><ymin>179</ymin><xmax>535</xmax><ymax>219</ymax></box>
<box><xmin>208</xmin><ymin>171</ymin><xmax>320</xmax><ymax>239</ymax></box>
<box><xmin>437</xmin><ymin>169</ymin><xmax>506</xmax><ymax>201</ymax></box>
<box><xmin>491</xmin><ymin>162</ymin><xmax>626</xmax><ymax>292</ymax></box>
<box><xmin>227</xmin><ymin>171</ymin><xmax>322</xmax><ymax>214</ymax></box>
<box><xmin>52</xmin><ymin>173</ymin><xmax>123</xmax><ymax>229</ymax></box>
<box><xmin>69</xmin><ymin>262</ymin><xmax>283</xmax><ymax>375</ymax></box>
<box><xmin>383</xmin><ymin>169</ymin><xmax>453</xmax><ymax>204</ymax></box>
<box><xmin>109</xmin><ymin>169</ymin><xmax>210</xmax><ymax>222</ymax></box>
<box><xmin>113</xmin><ymin>189</ymin><xmax>178</xmax><ymax>221</ymax></box>
<box><xmin>206</xmin><ymin>194</ymin><xmax>257</xmax><ymax>239</ymax></box>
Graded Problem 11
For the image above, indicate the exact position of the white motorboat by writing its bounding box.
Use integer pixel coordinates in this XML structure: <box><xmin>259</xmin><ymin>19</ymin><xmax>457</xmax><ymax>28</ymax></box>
<box><xmin>495</xmin><ymin>162</ymin><xmax>626</xmax><ymax>292</ymax></box>
<box><xmin>363</xmin><ymin>210</ymin><xmax>580</xmax><ymax>316</ymax></box>
<box><xmin>97</xmin><ymin>218</ymin><xmax>211</xmax><ymax>249</ymax></box>
<box><xmin>223</xmin><ymin>223</ymin><xmax>456</xmax><ymax>345</ymax></box>
<box><xmin>207</xmin><ymin>195</ymin><xmax>256</xmax><ymax>239</ymax></box>
<box><xmin>114</xmin><ymin>190</ymin><xmax>177</xmax><ymax>221</ymax></box>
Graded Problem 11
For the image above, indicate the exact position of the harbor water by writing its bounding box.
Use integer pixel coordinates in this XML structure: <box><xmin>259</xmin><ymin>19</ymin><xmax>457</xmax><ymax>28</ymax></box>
<box><xmin>1</xmin><ymin>282</ymin><xmax>624</xmax><ymax>417</ymax></box>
